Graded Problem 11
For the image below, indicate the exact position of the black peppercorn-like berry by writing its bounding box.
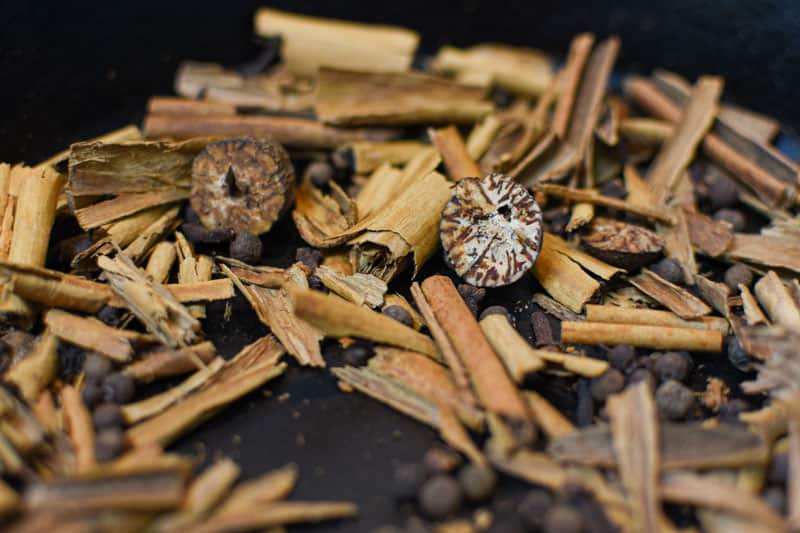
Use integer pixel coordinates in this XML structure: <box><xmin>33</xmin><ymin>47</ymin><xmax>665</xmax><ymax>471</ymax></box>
<box><xmin>726</xmin><ymin>337</ymin><xmax>751</xmax><ymax>372</ymax></box>
<box><xmin>58</xmin><ymin>344</ymin><xmax>86</xmax><ymax>379</ymax></box>
<box><xmin>102</xmin><ymin>373</ymin><xmax>136</xmax><ymax>404</ymax></box>
<box><xmin>295</xmin><ymin>247</ymin><xmax>323</xmax><ymax>270</ymax></box>
<box><xmin>307</xmin><ymin>161</ymin><xmax>334</xmax><ymax>188</ymax></box>
<box><xmin>96</xmin><ymin>305</ymin><xmax>122</xmax><ymax>327</ymax></box>
<box><xmin>708</xmin><ymin>173</ymin><xmax>739</xmax><ymax>210</ymax></box>
<box><xmin>83</xmin><ymin>353</ymin><xmax>113</xmax><ymax>382</ymax></box>
<box><xmin>590</xmin><ymin>369</ymin><xmax>625</xmax><ymax>403</ymax></box>
<box><xmin>518</xmin><ymin>489</ymin><xmax>553</xmax><ymax>531</ymax></box>
<box><xmin>229</xmin><ymin>231</ymin><xmax>263</xmax><ymax>264</ymax></box>
<box><xmin>649</xmin><ymin>257</ymin><xmax>684</xmax><ymax>285</ymax></box>
<box><xmin>457</xmin><ymin>464</ymin><xmax>496</xmax><ymax>502</ymax></box>
<box><xmin>181</xmin><ymin>222</ymin><xmax>211</xmax><ymax>244</ymax></box>
<box><xmin>479</xmin><ymin>305</ymin><xmax>513</xmax><ymax>323</ymax></box>
<box><xmin>724</xmin><ymin>264</ymin><xmax>753</xmax><ymax>291</ymax></box>
<box><xmin>713</xmin><ymin>208</ymin><xmax>746</xmax><ymax>232</ymax></box>
<box><xmin>653</xmin><ymin>351</ymin><xmax>692</xmax><ymax>383</ymax></box>
<box><xmin>393</xmin><ymin>462</ymin><xmax>429</xmax><ymax>501</ymax></box>
<box><xmin>655</xmin><ymin>380</ymin><xmax>694</xmax><ymax>420</ymax></box>
<box><xmin>82</xmin><ymin>381</ymin><xmax>104</xmax><ymax>408</ymax></box>
<box><xmin>418</xmin><ymin>475</ymin><xmax>462</xmax><ymax>519</ymax></box>
<box><xmin>600</xmin><ymin>179</ymin><xmax>627</xmax><ymax>199</ymax></box>
<box><xmin>341</xmin><ymin>342</ymin><xmax>374</xmax><ymax>367</ymax></box>
<box><xmin>93</xmin><ymin>403</ymin><xmax>124</xmax><ymax>429</ymax></box>
<box><xmin>457</xmin><ymin>283</ymin><xmax>486</xmax><ymax>316</ymax></box>
<box><xmin>607</xmin><ymin>345</ymin><xmax>636</xmax><ymax>372</ymax></box>
<box><xmin>543</xmin><ymin>504</ymin><xmax>584</xmax><ymax>533</ymax></box>
<box><xmin>95</xmin><ymin>427</ymin><xmax>126</xmax><ymax>463</ymax></box>
<box><xmin>382</xmin><ymin>305</ymin><xmax>413</xmax><ymax>328</ymax></box>
<box><xmin>307</xmin><ymin>274</ymin><xmax>327</xmax><ymax>292</ymax></box>
<box><xmin>331</xmin><ymin>148</ymin><xmax>354</xmax><ymax>172</ymax></box>
<box><xmin>627</xmin><ymin>367</ymin><xmax>656</xmax><ymax>389</ymax></box>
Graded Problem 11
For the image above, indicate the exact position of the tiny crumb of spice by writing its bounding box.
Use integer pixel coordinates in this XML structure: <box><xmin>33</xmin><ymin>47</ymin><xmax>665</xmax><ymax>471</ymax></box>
<box><xmin>441</xmin><ymin>173</ymin><xmax>544</xmax><ymax>288</ymax></box>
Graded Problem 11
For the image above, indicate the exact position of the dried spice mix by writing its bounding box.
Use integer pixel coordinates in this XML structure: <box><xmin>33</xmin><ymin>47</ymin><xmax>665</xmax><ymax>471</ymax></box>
<box><xmin>1</xmin><ymin>6</ymin><xmax>800</xmax><ymax>532</ymax></box>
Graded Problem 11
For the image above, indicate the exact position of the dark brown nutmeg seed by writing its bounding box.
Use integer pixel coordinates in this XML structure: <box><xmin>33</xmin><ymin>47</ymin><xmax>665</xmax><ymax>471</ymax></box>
<box><xmin>440</xmin><ymin>173</ymin><xmax>543</xmax><ymax>288</ymax></box>
<box><xmin>581</xmin><ymin>218</ymin><xmax>664</xmax><ymax>270</ymax></box>
<box><xmin>190</xmin><ymin>137</ymin><xmax>295</xmax><ymax>234</ymax></box>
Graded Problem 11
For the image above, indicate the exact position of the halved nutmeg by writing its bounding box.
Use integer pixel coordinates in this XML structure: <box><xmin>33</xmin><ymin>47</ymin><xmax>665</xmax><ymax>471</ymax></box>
<box><xmin>190</xmin><ymin>138</ymin><xmax>295</xmax><ymax>234</ymax></box>
<box><xmin>440</xmin><ymin>173</ymin><xmax>544</xmax><ymax>288</ymax></box>
<box><xmin>581</xmin><ymin>217</ymin><xmax>664</xmax><ymax>270</ymax></box>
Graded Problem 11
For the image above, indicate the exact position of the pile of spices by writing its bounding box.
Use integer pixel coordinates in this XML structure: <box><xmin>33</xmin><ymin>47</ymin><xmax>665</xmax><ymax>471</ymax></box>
<box><xmin>1</xmin><ymin>6</ymin><xmax>799</xmax><ymax>532</ymax></box>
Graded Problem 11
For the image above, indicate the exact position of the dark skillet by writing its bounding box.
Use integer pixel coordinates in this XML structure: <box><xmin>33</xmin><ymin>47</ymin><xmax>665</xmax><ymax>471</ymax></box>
<box><xmin>3</xmin><ymin>2</ymin><xmax>799</xmax><ymax>531</ymax></box>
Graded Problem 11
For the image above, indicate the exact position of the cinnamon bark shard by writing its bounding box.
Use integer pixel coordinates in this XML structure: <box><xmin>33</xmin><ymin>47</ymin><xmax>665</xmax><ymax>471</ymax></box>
<box><xmin>645</xmin><ymin>76</ymin><xmax>722</xmax><ymax>204</ymax></box>
<box><xmin>288</xmin><ymin>285</ymin><xmax>437</xmax><ymax>357</ymax></box>
<box><xmin>607</xmin><ymin>380</ymin><xmax>664</xmax><ymax>533</ymax></box>
<box><xmin>431</xmin><ymin>43</ymin><xmax>553</xmax><ymax>97</ymax></box>
<box><xmin>420</xmin><ymin>275</ymin><xmax>533</xmax><ymax>439</ymax></box>
<box><xmin>550</xmin><ymin>422</ymin><xmax>767</xmax><ymax>469</ymax></box>
<box><xmin>630</xmin><ymin>268</ymin><xmax>712</xmax><ymax>319</ymax></box>
<box><xmin>254</xmin><ymin>8</ymin><xmax>419</xmax><ymax>76</ymax></box>
<box><xmin>440</xmin><ymin>173</ymin><xmax>544</xmax><ymax>287</ymax></box>
<box><xmin>98</xmin><ymin>252</ymin><xmax>201</xmax><ymax>348</ymax></box>
<box><xmin>315</xmin><ymin>68</ymin><xmax>493</xmax><ymax>126</ymax></box>
<box><xmin>684</xmin><ymin>210</ymin><xmax>734</xmax><ymax>257</ymax></box>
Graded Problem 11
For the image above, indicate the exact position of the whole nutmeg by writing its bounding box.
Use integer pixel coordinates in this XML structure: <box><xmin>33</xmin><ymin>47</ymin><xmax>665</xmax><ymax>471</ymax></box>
<box><xmin>190</xmin><ymin>138</ymin><xmax>295</xmax><ymax>234</ymax></box>
<box><xmin>441</xmin><ymin>173</ymin><xmax>543</xmax><ymax>288</ymax></box>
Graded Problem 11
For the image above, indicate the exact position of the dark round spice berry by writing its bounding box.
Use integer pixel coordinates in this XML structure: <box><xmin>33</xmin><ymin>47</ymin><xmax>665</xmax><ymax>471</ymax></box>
<box><xmin>382</xmin><ymin>305</ymin><xmax>413</xmax><ymax>328</ymax></box>
<box><xmin>206</xmin><ymin>228</ymin><xmax>235</xmax><ymax>243</ymax></box>
<box><xmin>724</xmin><ymin>264</ymin><xmax>753</xmax><ymax>291</ymax></box>
<box><xmin>418</xmin><ymin>474</ymin><xmax>462</xmax><ymax>519</ymax></box>
<box><xmin>518</xmin><ymin>489</ymin><xmax>553</xmax><ymax>531</ymax></box>
<box><xmin>423</xmin><ymin>446</ymin><xmax>462</xmax><ymax>474</ymax></box>
<box><xmin>102</xmin><ymin>373</ymin><xmax>136</xmax><ymax>404</ymax></box>
<box><xmin>229</xmin><ymin>231</ymin><xmax>263</xmax><ymax>264</ymax></box>
<box><xmin>83</xmin><ymin>353</ymin><xmax>113</xmax><ymax>382</ymax></box>
<box><xmin>713</xmin><ymin>208</ymin><xmax>746</xmax><ymax>232</ymax></box>
<box><xmin>57</xmin><ymin>343</ymin><xmax>86</xmax><ymax>379</ymax></box>
<box><xmin>607</xmin><ymin>345</ymin><xmax>636</xmax><ymax>372</ymax></box>
<box><xmin>81</xmin><ymin>381</ymin><xmax>103</xmax><ymax>408</ymax></box>
<box><xmin>655</xmin><ymin>380</ymin><xmax>694</xmax><ymax>420</ymax></box>
<box><xmin>331</xmin><ymin>148</ymin><xmax>354</xmax><ymax>172</ymax></box>
<box><xmin>296</xmin><ymin>247</ymin><xmax>323</xmax><ymax>270</ymax></box>
<box><xmin>627</xmin><ymin>367</ymin><xmax>656</xmax><ymax>389</ymax></box>
<box><xmin>600</xmin><ymin>179</ymin><xmax>627</xmax><ymax>199</ymax></box>
<box><xmin>307</xmin><ymin>274</ymin><xmax>327</xmax><ymax>292</ymax></box>
<box><xmin>393</xmin><ymin>462</ymin><xmax>429</xmax><ymax>501</ymax></box>
<box><xmin>479</xmin><ymin>305</ymin><xmax>513</xmax><ymax>323</ymax></box>
<box><xmin>708</xmin><ymin>173</ymin><xmax>739</xmax><ymax>210</ymax></box>
<box><xmin>589</xmin><ymin>369</ymin><xmax>625</xmax><ymax>403</ymax></box>
<box><xmin>543</xmin><ymin>504</ymin><xmax>583</xmax><ymax>533</ymax></box>
<box><xmin>490</xmin><ymin>88</ymin><xmax>514</xmax><ymax>109</ymax></box>
<box><xmin>457</xmin><ymin>464</ymin><xmax>496</xmax><ymax>502</ymax></box>
<box><xmin>649</xmin><ymin>257</ymin><xmax>684</xmax><ymax>285</ymax></box>
<box><xmin>181</xmin><ymin>222</ymin><xmax>211</xmax><ymax>244</ymax></box>
<box><xmin>184</xmin><ymin>205</ymin><xmax>201</xmax><ymax>224</ymax></box>
<box><xmin>768</xmin><ymin>452</ymin><xmax>788</xmax><ymax>485</ymax></box>
<box><xmin>457</xmin><ymin>284</ymin><xmax>486</xmax><ymax>316</ymax></box>
<box><xmin>93</xmin><ymin>403</ymin><xmax>124</xmax><ymax>429</ymax></box>
<box><xmin>96</xmin><ymin>305</ymin><xmax>122</xmax><ymax>327</ymax></box>
<box><xmin>653</xmin><ymin>351</ymin><xmax>692</xmax><ymax>383</ymax></box>
<box><xmin>95</xmin><ymin>427</ymin><xmax>126</xmax><ymax>463</ymax></box>
<box><xmin>307</xmin><ymin>161</ymin><xmax>334</xmax><ymax>188</ymax></box>
<box><xmin>726</xmin><ymin>337</ymin><xmax>751</xmax><ymax>372</ymax></box>
<box><xmin>762</xmin><ymin>485</ymin><xmax>786</xmax><ymax>514</ymax></box>
<box><xmin>341</xmin><ymin>342</ymin><xmax>374</xmax><ymax>367</ymax></box>
<box><xmin>719</xmin><ymin>398</ymin><xmax>750</xmax><ymax>424</ymax></box>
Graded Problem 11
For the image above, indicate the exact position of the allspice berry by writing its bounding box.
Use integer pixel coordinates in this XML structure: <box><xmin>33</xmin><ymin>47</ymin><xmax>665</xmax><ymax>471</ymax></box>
<box><xmin>457</xmin><ymin>464</ymin><xmax>496</xmax><ymax>502</ymax></box>
<box><xmin>190</xmin><ymin>138</ymin><xmax>295</xmax><ymax>234</ymax></box>
<box><xmin>655</xmin><ymin>380</ymin><xmax>694</xmax><ymax>420</ymax></box>
<box><xmin>418</xmin><ymin>475</ymin><xmax>462</xmax><ymax>519</ymax></box>
<box><xmin>229</xmin><ymin>231</ymin><xmax>263</xmax><ymax>264</ymax></box>
<box><xmin>590</xmin><ymin>369</ymin><xmax>625</xmax><ymax>403</ymax></box>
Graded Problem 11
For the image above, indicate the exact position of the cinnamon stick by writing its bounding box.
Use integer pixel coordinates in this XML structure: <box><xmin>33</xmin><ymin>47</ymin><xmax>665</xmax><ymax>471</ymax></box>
<box><xmin>561</xmin><ymin>320</ymin><xmax>723</xmax><ymax>352</ymax></box>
